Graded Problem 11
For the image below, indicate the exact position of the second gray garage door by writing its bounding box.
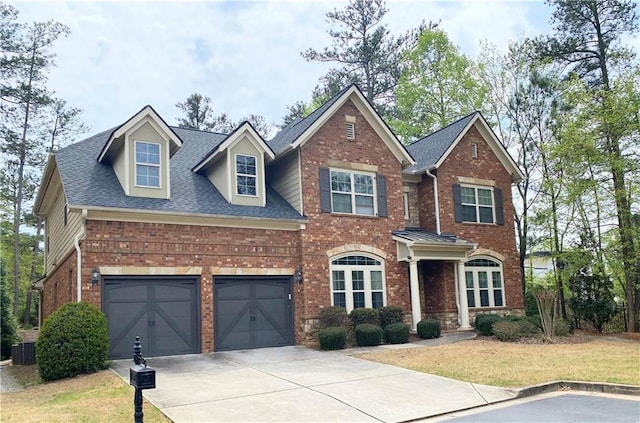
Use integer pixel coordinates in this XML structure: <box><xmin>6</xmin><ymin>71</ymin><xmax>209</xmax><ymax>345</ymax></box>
<box><xmin>214</xmin><ymin>277</ymin><xmax>294</xmax><ymax>351</ymax></box>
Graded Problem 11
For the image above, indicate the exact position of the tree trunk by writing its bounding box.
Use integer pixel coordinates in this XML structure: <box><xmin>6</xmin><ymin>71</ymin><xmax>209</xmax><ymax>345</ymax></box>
<box><xmin>23</xmin><ymin>217</ymin><xmax>43</xmax><ymax>326</ymax></box>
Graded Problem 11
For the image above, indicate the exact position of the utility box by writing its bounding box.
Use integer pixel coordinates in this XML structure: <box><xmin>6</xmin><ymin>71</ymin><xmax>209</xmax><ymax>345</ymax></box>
<box><xmin>129</xmin><ymin>364</ymin><xmax>156</xmax><ymax>390</ymax></box>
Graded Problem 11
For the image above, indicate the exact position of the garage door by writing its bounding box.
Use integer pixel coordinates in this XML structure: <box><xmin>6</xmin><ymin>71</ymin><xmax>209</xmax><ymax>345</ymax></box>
<box><xmin>103</xmin><ymin>277</ymin><xmax>200</xmax><ymax>359</ymax></box>
<box><xmin>214</xmin><ymin>277</ymin><xmax>294</xmax><ymax>351</ymax></box>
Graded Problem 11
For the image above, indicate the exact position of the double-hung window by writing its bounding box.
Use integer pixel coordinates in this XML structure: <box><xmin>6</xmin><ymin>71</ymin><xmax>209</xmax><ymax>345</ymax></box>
<box><xmin>135</xmin><ymin>141</ymin><xmax>160</xmax><ymax>188</ymax></box>
<box><xmin>465</xmin><ymin>258</ymin><xmax>505</xmax><ymax>308</ymax></box>
<box><xmin>461</xmin><ymin>185</ymin><xmax>494</xmax><ymax>223</ymax></box>
<box><xmin>330</xmin><ymin>169</ymin><xmax>375</xmax><ymax>215</ymax></box>
<box><xmin>330</xmin><ymin>255</ymin><xmax>385</xmax><ymax>312</ymax></box>
<box><xmin>236</xmin><ymin>154</ymin><xmax>257</xmax><ymax>196</ymax></box>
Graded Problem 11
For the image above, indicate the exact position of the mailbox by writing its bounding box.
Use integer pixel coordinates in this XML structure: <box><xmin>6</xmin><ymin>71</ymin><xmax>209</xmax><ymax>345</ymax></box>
<box><xmin>130</xmin><ymin>364</ymin><xmax>156</xmax><ymax>390</ymax></box>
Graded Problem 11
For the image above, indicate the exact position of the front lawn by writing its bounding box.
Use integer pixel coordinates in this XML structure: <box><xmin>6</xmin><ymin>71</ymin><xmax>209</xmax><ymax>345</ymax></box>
<box><xmin>1</xmin><ymin>369</ymin><xmax>170</xmax><ymax>422</ymax></box>
<box><xmin>358</xmin><ymin>334</ymin><xmax>640</xmax><ymax>387</ymax></box>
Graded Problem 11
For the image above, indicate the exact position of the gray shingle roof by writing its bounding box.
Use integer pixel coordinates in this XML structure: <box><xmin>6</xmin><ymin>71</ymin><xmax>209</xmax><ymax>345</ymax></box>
<box><xmin>268</xmin><ymin>85</ymin><xmax>353</xmax><ymax>155</ymax></box>
<box><xmin>404</xmin><ymin>112</ymin><xmax>478</xmax><ymax>174</ymax></box>
<box><xmin>55</xmin><ymin>127</ymin><xmax>305</xmax><ymax>220</ymax></box>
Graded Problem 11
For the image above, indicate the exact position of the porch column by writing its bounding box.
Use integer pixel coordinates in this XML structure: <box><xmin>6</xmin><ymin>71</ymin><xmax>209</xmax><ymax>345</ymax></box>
<box><xmin>409</xmin><ymin>259</ymin><xmax>421</xmax><ymax>330</ymax></box>
<box><xmin>457</xmin><ymin>261</ymin><xmax>471</xmax><ymax>328</ymax></box>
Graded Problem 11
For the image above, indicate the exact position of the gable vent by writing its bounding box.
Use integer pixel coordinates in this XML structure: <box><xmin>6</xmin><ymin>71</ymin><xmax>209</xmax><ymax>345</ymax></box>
<box><xmin>346</xmin><ymin>122</ymin><xmax>355</xmax><ymax>140</ymax></box>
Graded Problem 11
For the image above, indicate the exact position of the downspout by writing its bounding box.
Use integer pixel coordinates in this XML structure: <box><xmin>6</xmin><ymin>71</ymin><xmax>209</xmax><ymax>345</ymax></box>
<box><xmin>425</xmin><ymin>169</ymin><xmax>441</xmax><ymax>234</ymax></box>
<box><xmin>74</xmin><ymin>209</ymin><xmax>88</xmax><ymax>302</ymax></box>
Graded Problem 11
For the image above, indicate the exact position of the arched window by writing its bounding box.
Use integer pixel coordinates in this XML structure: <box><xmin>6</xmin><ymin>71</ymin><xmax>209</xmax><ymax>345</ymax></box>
<box><xmin>330</xmin><ymin>254</ymin><xmax>386</xmax><ymax>312</ymax></box>
<box><xmin>464</xmin><ymin>258</ymin><xmax>505</xmax><ymax>308</ymax></box>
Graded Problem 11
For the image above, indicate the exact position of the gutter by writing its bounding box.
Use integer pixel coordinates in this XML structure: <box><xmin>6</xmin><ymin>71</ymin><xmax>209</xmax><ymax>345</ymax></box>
<box><xmin>424</xmin><ymin>168</ymin><xmax>441</xmax><ymax>234</ymax></box>
<box><xmin>74</xmin><ymin>209</ymin><xmax>88</xmax><ymax>302</ymax></box>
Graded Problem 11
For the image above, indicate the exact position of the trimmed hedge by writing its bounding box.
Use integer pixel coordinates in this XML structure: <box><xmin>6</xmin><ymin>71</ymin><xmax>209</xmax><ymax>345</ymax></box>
<box><xmin>36</xmin><ymin>302</ymin><xmax>109</xmax><ymax>382</ymax></box>
<box><xmin>492</xmin><ymin>318</ymin><xmax>538</xmax><ymax>342</ymax></box>
<box><xmin>417</xmin><ymin>319</ymin><xmax>441</xmax><ymax>339</ymax></box>
<box><xmin>317</xmin><ymin>306</ymin><xmax>348</xmax><ymax>329</ymax></box>
<box><xmin>318</xmin><ymin>327</ymin><xmax>347</xmax><ymax>350</ymax></box>
<box><xmin>384</xmin><ymin>323</ymin><xmax>410</xmax><ymax>344</ymax></box>
<box><xmin>379</xmin><ymin>306</ymin><xmax>404</xmax><ymax>328</ymax></box>
<box><xmin>355</xmin><ymin>323</ymin><xmax>383</xmax><ymax>347</ymax></box>
<box><xmin>475</xmin><ymin>314</ymin><xmax>501</xmax><ymax>336</ymax></box>
<box><xmin>349</xmin><ymin>308</ymin><xmax>380</xmax><ymax>326</ymax></box>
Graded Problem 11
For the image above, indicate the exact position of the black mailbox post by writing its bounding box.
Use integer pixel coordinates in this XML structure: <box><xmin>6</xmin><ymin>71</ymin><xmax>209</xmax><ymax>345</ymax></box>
<box><xmin>129</xmin><ymin>336</ymin><xmax>155</xmax><ymax>423</ymax></box>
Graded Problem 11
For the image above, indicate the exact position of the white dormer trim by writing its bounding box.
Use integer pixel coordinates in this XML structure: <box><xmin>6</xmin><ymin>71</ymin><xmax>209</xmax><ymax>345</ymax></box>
<box><xmin>97</xmin><ymin>105</ymin><xmax>182</xmax><ymax>163</ymax></box>
<box><xmin>434</xmin><ymin>113</ymin><xmax>525</xmax><ymax>182</ymax></box>
<box><xmin>288</xmin><ymin>86</ymin><xmax>415</xmax><ymax>167</ymax></box>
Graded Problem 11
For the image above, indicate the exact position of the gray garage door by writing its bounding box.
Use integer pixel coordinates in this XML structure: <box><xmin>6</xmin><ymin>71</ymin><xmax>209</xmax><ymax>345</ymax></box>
<box><xmin>214</xmin><ymin>277</ymin><xmax>294</xmax><ymax>351</ymax></box>
<box><xmin>103</xmin><ymin>277</ymin><xmax>200</xmax><ymax>359</ymax></box>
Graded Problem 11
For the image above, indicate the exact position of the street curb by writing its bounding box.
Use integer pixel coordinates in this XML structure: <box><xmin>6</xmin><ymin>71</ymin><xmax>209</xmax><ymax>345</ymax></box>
<box><xmin>516</xmin><ymin>380</ymin><xmax>640</xmax><ymax>398</ymax></box>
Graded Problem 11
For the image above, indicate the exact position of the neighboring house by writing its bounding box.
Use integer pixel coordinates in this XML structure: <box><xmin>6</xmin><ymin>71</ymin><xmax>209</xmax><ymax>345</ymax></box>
<box><xmin>524</xmin><ymin>251</ymin><xmax>555</xmax><ymax>280</ymax></box>
<box><xmin>34</xmin><ymin>85</ymin><xmax>524</xmax><ymax>358</ymax></box>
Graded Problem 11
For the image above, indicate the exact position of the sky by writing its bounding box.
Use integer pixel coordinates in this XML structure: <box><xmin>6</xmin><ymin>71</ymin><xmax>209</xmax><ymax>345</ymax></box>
<box><xmin>9</xmin><ymin>0</ymin><xmax>637</xmax><ymax>139</ymax></box>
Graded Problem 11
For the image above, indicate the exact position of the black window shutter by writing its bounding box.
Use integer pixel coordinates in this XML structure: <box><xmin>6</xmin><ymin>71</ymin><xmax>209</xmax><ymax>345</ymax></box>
<box><xmin>377</xmin><ymin>174</ymin><xmax>387</xmax><ymax>217</ymax></box>
<box><xmin>495</xmin><ymin>187</ymin><xmax>504</xmax><ymax>225</ymax></box>
<box><xmin>319</xmin><ymin>168</ymin><xmax>331</xmax><ymax>213</ymax></box>
<box><xmin>453</xmin><ymin>184</ymin><xmax>463</xmax><ymax>223</ymax></box>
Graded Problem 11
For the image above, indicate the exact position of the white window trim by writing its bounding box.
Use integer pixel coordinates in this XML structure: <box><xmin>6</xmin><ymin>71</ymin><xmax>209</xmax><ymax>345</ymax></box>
<box><xmin>461</xmin><ymin>184</ymin><xmax>495</xmax><ymax>224</ymax></box>
<box><xmin>329</xmin><ymin>168</ymin><xmax>377</xmax><ymax>216</ymax></box>
<box><xmin>134</xmin><ymin>140</ymin><xmax>162</xmax><ymax>189</ymax></box>
<box><xmin>235</xmin><ymin>153</ymin><xmax>258</xmax><ymax>197</ymax></box>
<box><xmin>330</xmin><ymin>254</ymin><xmax>387</xmax><ymax>312</ymax></box>
<box><xmin>465</xmin><ymin>257</ymin><xmax>505</xmax><ymax>308</ymax></box>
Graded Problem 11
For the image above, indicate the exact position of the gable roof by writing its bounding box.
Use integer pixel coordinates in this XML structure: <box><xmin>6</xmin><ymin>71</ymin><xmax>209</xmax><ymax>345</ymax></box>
<box><xmin>192</xmin><ymin>121</ymin><xmax>275</xmax><ymax>173</ymax></box>
<box><xmin>269</xmin><ymin>84</ymin><xmax>415</xmax><ymax>167</ymax></box>
<box><xmin>46</xmin><ymin>126</ymin><xmax>304</xmax><ymax>221</ymax></box>
<box><xmin>405</xmin><ymin>111</ymin><xmax>524</xmax><ymax>182</ymax></box>
<box><xmin>97</xmin><ymin>105</ymin><xmax>183</xmax><ymax>163</ymax></box>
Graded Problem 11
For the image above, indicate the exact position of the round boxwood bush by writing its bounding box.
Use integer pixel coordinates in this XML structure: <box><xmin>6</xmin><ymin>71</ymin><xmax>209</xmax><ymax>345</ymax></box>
<box><xmin>318</xmin><ymin>326</ymin><xmax>347</xmax><ymax>350</ymax></box>
<box><xmin>417</xmin><ymin>319</ymin><xmax>441</xmax><ymax>339</ymax></box>
<box><xmin>355</xmin><ymin>323</ymin><xmax>383</xmax><ymax>347</ymax></box>
<box><xmin>349</xmin><ymin>308</ymin><xmax>380</xmax><ymax>326</ymax></box>
<box><xmin>36</xmin><ymin>302</ymin><xmax>109</xmax><ymax>382</ymax></box>
<box><xmin>384</xmin><ymin>322</ymin><xmax>410</xmax><ymax>344</ymax></box>
<box><xmin>317</xmin><ymin>306</ymin><xmax>348</xmax><ymax>329</ymax></box>
<box><xmin>475</xmin><ymin>314</ymin><xmax>501</xmax><ymax>336</ymax></box>
<box><xmin>379</xmin><ymin>305</ymin><xmax>404</xmax><ymax>328</ymax></box>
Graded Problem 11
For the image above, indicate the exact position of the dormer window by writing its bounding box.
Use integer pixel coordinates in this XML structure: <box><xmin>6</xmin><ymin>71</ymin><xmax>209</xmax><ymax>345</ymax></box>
<box><xmin>236</xmin><ymin>154</ymin><xmax>257</xmax><ymax>196</ymax></box>
<box><xmin>135</xmin><ymin>141</ymin><xmax>161</xmax><ymax>188</ymax></box>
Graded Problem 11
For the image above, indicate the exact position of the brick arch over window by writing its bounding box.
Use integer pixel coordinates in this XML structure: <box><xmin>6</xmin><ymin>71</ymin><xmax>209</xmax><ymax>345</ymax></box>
<box><xmin>325</xmin><ymin>244</ymin><xmax>388</xmax><ymax>259</ymax></box>
<box><xmin>468</xmin><ymin>248</ymin><xmax>505</xmax><ymax>262</ymax></box>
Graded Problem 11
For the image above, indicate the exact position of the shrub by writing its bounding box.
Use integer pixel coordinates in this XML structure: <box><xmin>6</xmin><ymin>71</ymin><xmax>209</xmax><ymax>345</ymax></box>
<box><xmin>349</xmin><ymin>308</ymin><xmax>380</xmax><ymax>326</ymax></box>
<box><xmin>474</xmin><ymin>313</ymin><xmax>493</xmax><ymax>329</ymax></box>
<box><xmin>554</xmin><ymin>319</ymin><xmax>572</xmax><ymax>337</ymax></box>
<box><xmin>318</xmin><ymin>327</ymin><xmax>347</xmax><ymax>350</ymax></box>
<box><xmin>355</xmin><ymin>323</ymin><xmax>383</xmax><ymax>347</ymax></box>
<box><xmin>317</xmin><ymin>306</ymin><xmax>348</xmax><ymax>329</ymax></box>
<box><xmin>1</xmin><ymin>281</ymin><xmax>18</xmax><ymax>360</ymax></box>
<box><xmin>384</xmin><ymin>323</ymin><xmax>410</xmax><ymax>344</ymax></box>
<box><xmin>524</xmin><ymin>290</ymin><xmax>540</xmax><ymax>317</ymax></box>
<box><xmin>476</xmin><ymin>314</ymin><xmax>501</xmax><ymax>336</ymax></box>
<box><xmin>492</xmin><ymin>319</ymin><xmax>539</xmax><ymax>342</ymax></box>
<box><xmin>36</xmin><ymin>302</ymin><xmax>109</xmax><ymax>382</ymax></box>
<box><xmin>417</xmin><ymin>319</ymin><xmax>441</xmax><ymax>339</ymax></box>
<box><xmin>379</xmin><ymin>305</ymin><xmax>404</xmax><ymax>328</ymax></box>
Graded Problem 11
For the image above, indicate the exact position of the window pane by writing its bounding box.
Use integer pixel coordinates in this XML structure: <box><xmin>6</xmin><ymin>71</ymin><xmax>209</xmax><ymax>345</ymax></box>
<box><xmin>333</xmin><ymin>293</ymin><xmax>346</xmax><ymax>308</ymax></box>
<box><xmin>352</xmin><ymin>271</ymin><xmax>364</xmax><ymax>290</ymax></box>
<box><xmin>479</xmin><ymin>207</ymin><xmax>493</xmax><ymax>223</ymax></box>
<box><xmin>136</xmin><ymin>142</ymin><xmax>159</xmax><ymax>165</ymax></box>
<box><xmin>466</xmin><ymin>259</ymin><xmax>500</xmax><ymax>267</ymax></box>
<box><xmin>355</xmin><ymin>195</ymin><xmax>374</xmax><ymax>215</ymax></box>
<box><xmin>480</xmin><ymin>290</ymin><xmax>489</xmax><ymax>307</ymax></box>
<box><xmin>136</xmin><ymin>165</ymin><xmax>159</xmax><ymax>187</ymax></box>
<box><xmin>477</xmin><ymin>189</ymin><xmax>492</xmax><ymax>206</ymax></box>
<box><xmin>332</xmin><ymin>193</ymin><xmax>352</xmax><ymax>213</ymax></box>
<box><xmin>494</xmin><ymin>290</ymin><xmax>503</xmax><ymax>307</ymax></box>
<box><xmin>354</xmin><ymin>174</ymin><xmax>373</xmax><ymax>194</ymax></box>
<box><xmin>370</xmin><ymin>271</ymin><xmax>382</xmax><ymax>290</ymax></box>
<box><xmin>371</xmin><ymin>292</ymin><xmax>383</xmax><ymax>309</ymax></box>
<box><xmin>331</xmin><ymin>171</ymin><xmax>351</xmax><ymax>192</ymax></box>
<box><xmin>462</xmin><ymin>205</ymin><xmax>477</xmax><ymax>222</ymax></box>
<box><xmin>237</xmin><ymin>175</ymin><xmax>256</xmax><ymax>196</ymax></box>
<box><xmin>478</xmin><ymin>272</ymin><xmax>488</xmax><ymax>288</ymax></box>
<box><xmin>461</xmin><ymin>187</ymin><xmax>476</xmax><ymax>204</ymax></box>
<box><xmin>465</xmin><ymin>272</ymin><xmax>474</xmax><ymax>289</ymax></box>
<box><xmin>332</xmin><ymin>271</ymin><xmax>345</xmax><ymax>291</ymax></box>
<box><xmin>467</xmin><ymin>289</ymin><xmax>475</xmax><ymax>308</ymax></box>
<box><xmin>492</xmin><ymin>272</ymin><xmax>502</xmax><ymax>288</ymax></box>
<box><xmin>353</xmin><ymin>292</ymin><xmax>365</xmax><ymax>309</ymax></box>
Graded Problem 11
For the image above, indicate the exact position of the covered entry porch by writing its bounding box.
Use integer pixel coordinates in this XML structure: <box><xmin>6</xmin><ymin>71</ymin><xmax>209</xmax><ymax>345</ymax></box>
<box><xmin>393</xmin><ymin>229</ymin><xmax>477</xmax><ymax>330</ymax></box>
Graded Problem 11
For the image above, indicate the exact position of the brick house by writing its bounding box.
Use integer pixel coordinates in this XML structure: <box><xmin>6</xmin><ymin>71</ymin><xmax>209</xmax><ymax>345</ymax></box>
<box><xmin>33</xmin><ymin>85</ymin><xmax>524</xmax><ymax>358</ymax></box>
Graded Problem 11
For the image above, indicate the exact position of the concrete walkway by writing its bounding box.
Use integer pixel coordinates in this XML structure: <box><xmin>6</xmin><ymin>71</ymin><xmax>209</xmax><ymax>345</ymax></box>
<box><xmin>111</xmin><ymin>332</ymin><xmax>519</xmax><ymax>422</ymax></box>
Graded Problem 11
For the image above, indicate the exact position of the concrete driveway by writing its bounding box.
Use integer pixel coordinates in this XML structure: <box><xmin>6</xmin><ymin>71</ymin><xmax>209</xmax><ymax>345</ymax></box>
<box><xmin>111</xmin><ymin>337</ymin><xmax>518</xmax><ymax>422</ymax></box>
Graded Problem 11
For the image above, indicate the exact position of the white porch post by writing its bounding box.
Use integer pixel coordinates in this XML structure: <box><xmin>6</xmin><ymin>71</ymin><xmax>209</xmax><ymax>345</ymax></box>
<box><xmin>457</xmin><ymin>261</ymin><xmax>471</xmax><ymax>328</ymax></box>
<box><xmin>409</xmin><ymin>259</ymin><xmax>421</xmax><ymax>330</ymax></box>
